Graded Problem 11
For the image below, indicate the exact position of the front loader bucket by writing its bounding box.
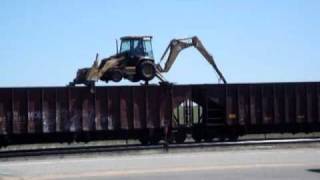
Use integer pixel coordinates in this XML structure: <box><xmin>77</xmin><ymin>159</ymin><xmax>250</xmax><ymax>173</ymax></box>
<box><xmin>69</xmin><ymin>68</ymin><xmax>91</xmax><ymax>86</ymax></box>
<box><xmin>69</xmin><ymin>57</ymin><xmax>101</xmax><ymax>87</ymax></box>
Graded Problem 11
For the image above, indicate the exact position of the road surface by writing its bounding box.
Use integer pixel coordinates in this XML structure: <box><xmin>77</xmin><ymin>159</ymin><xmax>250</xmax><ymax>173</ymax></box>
<box><xmin>0</xmin><ymin>145</ymin><xmax>319</xmax><ymax>180</ymax></box>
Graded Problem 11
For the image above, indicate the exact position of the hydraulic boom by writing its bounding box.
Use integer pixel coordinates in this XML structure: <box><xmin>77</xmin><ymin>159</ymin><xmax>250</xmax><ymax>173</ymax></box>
<box><xmin>156</xmin><ymin>36</ymin><xmax>227</xmax><ymax>84</ymax></box>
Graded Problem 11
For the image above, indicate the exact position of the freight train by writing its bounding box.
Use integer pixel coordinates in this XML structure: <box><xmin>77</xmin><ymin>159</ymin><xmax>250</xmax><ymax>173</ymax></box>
<box><xmin>1</xmin><ymin>82</ymin><xmax>320</xmax><ymax>146</ymax></box>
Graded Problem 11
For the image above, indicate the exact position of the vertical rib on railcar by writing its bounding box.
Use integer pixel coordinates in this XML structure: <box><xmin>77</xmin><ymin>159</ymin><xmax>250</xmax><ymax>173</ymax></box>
<box><xmin>261</xmin><ymin>84</ymin><xmax>274</xmax><ymax>125</ymax></box>
<box><xmin>0</xmin><ymin>89</ymin><xmax>12</xmax><ymax>135</ymax></box>
<box><xmin>94</xmin><ymin>87</ymin><xmax>108</xmax><ymax>131</ymax></box>
<box><xmin>119</xmin><ymin>87</ymin><xmax>133</xmax><ymax>130</ymax></box>
<box><xmin>132</xmin><ymin>86</ymin><xmax>146</xmax><ymax>129</ymax></box>
<box><xmin>42</xmin><ymin>88</ymin><xmax>56</xmax><ymax>133</ymax></box>
<box><xmin>306</xmin><ymin>83</ymin><xmax>318</xmax><ymax>124</ymax></box>
<box><xmin>56</xmin><ymin>88</ymin><xmax>69</xmax><ymax>132</ymax></box>
<box><xmin>107</xmin><ymin>87</ymin><xmax>120</xmax><ymax>130</ymax></box>
<box><xmin>12</xmin><ymin>89</ymin><xmax>28</xmax><ymax>134</ymax></box>
<box><xmin>81</xmin><ymin>88</ymin><xmax>95</xmax><ymax>132</ymax></box>
<box><xmin>27</xmin><ymin>88</ymin><xmax>42</xmax><ymax>133</ymax></box>
<box><xmin>146</xmin><ymin>86</ymin><xmax>160</xmax><ymax>129</ymax></box>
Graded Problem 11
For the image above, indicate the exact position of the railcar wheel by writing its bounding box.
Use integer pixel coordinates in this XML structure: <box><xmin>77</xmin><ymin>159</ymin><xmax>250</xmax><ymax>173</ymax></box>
<box><xmin>0</xmin><ymin>136</ymin><xmax>7</xmax><ymax>147</ymax></box>
<box><xmin>67</xmin><ymin>137</ymin><xmax>73</xmax><ymax>144</ymax></box>
<box><xmin>218</xmin><ymin>136</ymin><xmax>226</xmax><ymax>142</ymax></box>
<box><xmin>83</xmin><ymin>133</ymin><xmax>91</xmax><ymax>143</ymax></box>
<box><xmin>150</xmin><ymin>136</ymin><xmax>161</xmax><ymax>145</ymax></box>
<box><xmin>227</xmin><ymin>134</ymin><xmax>239</xmax><ymax>142</ymax></box>
<box><xmin>174</xmin><ymin>130</ymin><xmax>186</xmax><ymax>144</ymax></box>
<box><xmin>138</xmin><ymin>131</ymin><xmax>149</xmax><ymax>145</ymax></box>
<box><xmin>192</xmin><ymin>133</ymin><xmax>202</xmax><ymax>143</ymax></box>
<box><xmin>192</xmin><ymin>126</ymin><xmax>203</xmax><ymax>143</ymax></box>
<box><xmin>150</xmin><ymin>132</ymin><xmax>161</xmax><ymax>145</ymax></box>
<box><xmin>204</xmin><ymin>137</ymin><xmax>213</xmax><ymax>142</ymax></box>
<box><xmin>138</xmin><ymin>137</ymin><xmax>149</xmax><ymax>145</ymax></box>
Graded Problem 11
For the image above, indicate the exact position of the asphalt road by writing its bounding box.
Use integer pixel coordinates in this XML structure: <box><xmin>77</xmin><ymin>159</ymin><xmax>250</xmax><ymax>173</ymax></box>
<box><xmin>0</xmin><ymin>146</ymin><xmax>320</xmax><ymax>180</ymax></box>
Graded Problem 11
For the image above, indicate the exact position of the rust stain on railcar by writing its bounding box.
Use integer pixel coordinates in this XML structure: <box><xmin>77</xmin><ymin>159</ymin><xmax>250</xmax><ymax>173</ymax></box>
<box><xmin>261</xmin><ymin>85</ymin><xmax>274</xmax><ymax>124</ymax></box>
<box><xmin>0</xmin><ymin>103</ymin><xmax>5</xmax><ymax>134</ymax></box>
<box><xmin>145</xmin><ymin>86</ymin><xmax>160</xmax><ymax>129</ymax></box>
<box><xmin>119</xmin><ymin>87</ymin><xmax>133</xmax><ymax>130</ymax></box>
<box><xmin>132</xmin><ymin>86</ymin><xmax>146</xmax><ymax>129</ymax></box>
<box><xmin>42</xmin><ymin>88</ymin><xmax>56</xmax><ymax>133</ymax></box>
<box><xmin>94</xmin><ymin>88</ymin><xmax>108</xmax><ymax>131</ymax></box>
<box><xmin>27</xmin><ymin>88</ymin><xmax>42</xmax><ymax>133</ymax></box>
<box><xmin>284</xmin><ymin>84</ymin><xmax>296</xmax><ymax>124</ymax></box>
<box><xmin>68</xmin><ymin>88</ymin><xmax>83</xmax><ymax>132</ymax></box>
<box><xmin>249</xmin><ymin>85</ymin><xmax>261</xmax><ymax>125</ymax></box>
<box><xmin>317</xmin><ymin>84</ymin><xmax>320</xmax><ymax>124</ymax></box>
<box><xmin>295</xmin><ymin>84</ymin><xmax>307</xmax><ymax>124</ymax></box>
<box><xmin>56</xmin><ymin>88</ymin><xmax>69</xmax><ymax>132</ymax></box>
<box><xmin>107</xmin><ymin>87</ymin><xmax>120</xmax><ymax>130</ymax></box>
<box><xmin>306</xmin><ymin>83</ymin><xmax>318</xmax><ymax>123</ymax></box>
<box><xmin>236</xmin><ymin>85</ymin><xmax>249</xmax><ymax>126</ymax></box>
<box><xmin>159</xmin><ymin>85</ymin><xmax>172</xmax><ymax>128</ymax></box>
<box><xmin>12</xmin><ymin>89</ymin><xmax>28</xmax><ymax>134</ymax></box>
<box><xmin>0</xmin><ymin>89</ymin><xmax>12</xmax><ymax>135</ymax></box>
<box><xmin>81</xmin><ymin>88</ymin><xmax>95</xmax><ymax>131</ymax></box>
<box><xmin>226</xmin><ymin>85</ymin><xmax>238</xmax><ymax>126</ymax></box>
<box><xmin>273</xmin><ymin>84</ymin><xmax>285</xmax><ymax>125</ymax></box>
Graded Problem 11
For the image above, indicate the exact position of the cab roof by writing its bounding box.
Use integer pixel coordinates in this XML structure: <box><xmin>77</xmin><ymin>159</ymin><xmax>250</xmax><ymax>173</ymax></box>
<box><xmin>120</xmin><ymin>36</ymin><xmax>152</xmax><ymax>40</ymax></box>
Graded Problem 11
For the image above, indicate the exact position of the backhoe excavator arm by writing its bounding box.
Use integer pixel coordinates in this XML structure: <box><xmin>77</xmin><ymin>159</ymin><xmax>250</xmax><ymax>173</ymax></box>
<box><xmin>156</xmin><ymin>36</ymin><xmax>227</xmax><ymax>84</ymax></box>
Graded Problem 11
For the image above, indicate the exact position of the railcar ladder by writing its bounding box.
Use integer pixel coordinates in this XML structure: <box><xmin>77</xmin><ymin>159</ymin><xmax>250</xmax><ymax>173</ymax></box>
<box><xmin>206</xmin><ymin>98</ymin><xmax>225</xmax><ymax>126</ymax></box>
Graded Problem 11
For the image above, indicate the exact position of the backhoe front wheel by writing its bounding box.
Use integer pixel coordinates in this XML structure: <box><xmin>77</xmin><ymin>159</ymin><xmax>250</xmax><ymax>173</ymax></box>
<box><xmin>111</xmin><ymin>70</ymin><xmax>123</xmax><ymax>82</ymax></box>
<box><xmin>138</xmin><ymin>60</ymin><xmax>156</xmax><ymax>81</ymax></box>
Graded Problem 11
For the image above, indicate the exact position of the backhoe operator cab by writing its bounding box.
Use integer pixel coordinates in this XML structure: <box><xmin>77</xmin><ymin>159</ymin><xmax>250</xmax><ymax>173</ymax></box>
<box><xmin>100</xmin><ymin>36</ymin><xmax>156</xmax><ymax>83</ymax></box>
<box><xmin>119</xmin><ymin>36</ymin><xmax>154</xmax><ymax>59</ymax></box>
<box><xmin>96</xmin><ymin>36</ymin><xmax>157</xmax><ymax>83</ymax></box>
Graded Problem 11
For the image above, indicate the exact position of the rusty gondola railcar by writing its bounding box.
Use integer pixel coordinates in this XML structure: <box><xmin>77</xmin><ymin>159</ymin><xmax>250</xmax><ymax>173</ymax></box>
<box><xmin>0</xmin><ymin>82</ymin><xmax>320</xmax><ymax>146</ymax></box>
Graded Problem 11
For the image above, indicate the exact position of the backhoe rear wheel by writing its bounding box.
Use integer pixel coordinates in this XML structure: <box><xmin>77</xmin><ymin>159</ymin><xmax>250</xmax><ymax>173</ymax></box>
<box><xmin>138</xmin><ymin>60</ymin><xmax>156</xmax><ymax>81</ymax></box>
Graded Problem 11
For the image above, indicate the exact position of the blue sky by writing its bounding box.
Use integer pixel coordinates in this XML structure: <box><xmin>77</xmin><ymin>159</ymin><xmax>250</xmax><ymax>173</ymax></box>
<box><xmin>0</xmin><ymin>0</ymin><xmax>319</xmax><ymax>86</ymax></box>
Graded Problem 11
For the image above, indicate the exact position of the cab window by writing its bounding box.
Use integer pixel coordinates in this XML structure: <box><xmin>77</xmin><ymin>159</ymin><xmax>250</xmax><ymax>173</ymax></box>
<box><xmin>143</xmin><ymin>40</ymin><xmax>153</xmax><ymax>58</ymax></box>
<box><xmin>120</xmin><ymin>40</ymin><xmax>130</xmax><ymax>53</ymax></box>
<box><xmin>133</xmin><ymin>39</ymin><xmax>144</xmax><ymax>55</ymax></box>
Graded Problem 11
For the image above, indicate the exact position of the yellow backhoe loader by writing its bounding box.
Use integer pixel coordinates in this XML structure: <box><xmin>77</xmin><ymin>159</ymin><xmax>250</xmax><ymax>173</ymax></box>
<box><xmin>69</xmin><ymin>36</ymin><xmax>227</xmax><ymax>86</ymax></box>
